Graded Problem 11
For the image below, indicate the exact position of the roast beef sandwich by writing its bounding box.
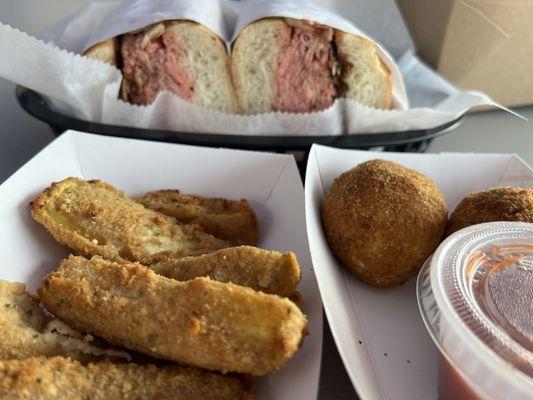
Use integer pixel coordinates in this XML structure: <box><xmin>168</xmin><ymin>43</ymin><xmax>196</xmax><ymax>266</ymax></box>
<box><xmin>84</xmin><ymin>21</ymin><xmax>238</xmax><ymax>113</ymax></box>
<box><xmin>232</xmin><ymin>18</ymin><xmax>392</xmax><ymax>114</ymax></box>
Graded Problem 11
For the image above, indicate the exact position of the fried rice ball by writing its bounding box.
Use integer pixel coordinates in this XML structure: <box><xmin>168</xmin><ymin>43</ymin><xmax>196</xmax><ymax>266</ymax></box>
<box><xmin>447</xmin><ymin>187</ymin><xmax>533</xmax><ymax>236</ymax></box>
<box><xmin>321</xmin><ymin>159</ymin><xmax>448</xmax><ymax>287</ymax></box>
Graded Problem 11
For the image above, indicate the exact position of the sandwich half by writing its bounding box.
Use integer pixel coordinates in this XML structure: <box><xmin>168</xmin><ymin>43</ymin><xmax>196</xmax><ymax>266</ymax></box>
<box><xmin>232</xmin><ymin>18</ymin><xmax>392</xmax><ymax>114</ymax></box>
<box><xmin>84</xmin><ymin>21</ymin><xmax>238</xmax><ymax>113</ymax></box>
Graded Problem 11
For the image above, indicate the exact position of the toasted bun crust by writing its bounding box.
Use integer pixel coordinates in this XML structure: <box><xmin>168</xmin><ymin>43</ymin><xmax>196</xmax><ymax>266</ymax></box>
<box><xmin>335</xmin><ymin>31</ymin><xmax>392</xmax><ymax>109</ymax></box>
<box><xmin>232</xmin><ymin>18</ymin><xmax>393</xmax><ymax>114</ymax></box>
<box><xmin>83</xmin><ymin>38</ymin><xmax>118</xmax><ymax>66</ymax></box>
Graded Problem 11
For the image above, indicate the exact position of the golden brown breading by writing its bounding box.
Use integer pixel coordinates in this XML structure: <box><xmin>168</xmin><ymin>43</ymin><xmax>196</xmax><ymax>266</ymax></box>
<box><xmin>38</xmin><ymin>256</ymin><xmax>307</xmax><ymax>376</ymax></box>
<box><xmin>0</xmin><ymin>357</ymin><xmax>249</xmax><ymax>399</ymax></box>
<box><xmin>322</xmin><ymin>159</ymin><xmax>448</xmax><ymax>287</ymax></box>
<box><xmin>0</xmin><ymin>280</ymin><xmax>129</xmax><ymax>362</ymax></box>
<box><xmin>447</xmin><ymin>187</ymin><xmax>533</xmax><ymax>236</ymax></box>
<box><xmin>136</xmin><ymin>190</ymin><xmax>259</xmax><ymax>245</ymax></box>
<box><xmin>30</xmin><ymin>178</ymin><xmax>228</xmax><ymax>264</ymax></box>
<box><xmin>150</xmin><ymin>246</ymin><xmax>301</xmax><ymax>297</ymax></box>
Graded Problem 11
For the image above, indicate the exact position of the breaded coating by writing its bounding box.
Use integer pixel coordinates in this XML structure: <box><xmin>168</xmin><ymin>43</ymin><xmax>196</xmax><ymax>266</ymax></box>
<box><xmin>0</xmin><ymin>280</ymin><xmax>129</xmax><ymax>362</ymax></box>
<box><xmin>136</xmin><ymin>190</ymin><xmax>259</xmax><ymax>245</ymax></box>
<box><xmin>322</xmin><ymin>159</ymin><xmax>448</xmax><ymax>287</ymax></box>
<box><xmin>0</xmin><ymin>357</ymin><xmax>249</xmax><ymax>399</ymax></box>
<box><xmin>150</xmin><ymin>246</ymin><xmax>301</xmax><ymax>297</ymax></box>
<box><xmin>38</xmin><ymin>256</ymin><xmax>307</xmax><ymax>376</ymax></box>
<box><xmin>30</xmin><ymin>178</ymin><xmax>228</xmax><ymax>264</ymax></box>
<box><xmin>447</xmin><ymin>187</ymin><xmax>533</xmax><ymax>236</ymax></box>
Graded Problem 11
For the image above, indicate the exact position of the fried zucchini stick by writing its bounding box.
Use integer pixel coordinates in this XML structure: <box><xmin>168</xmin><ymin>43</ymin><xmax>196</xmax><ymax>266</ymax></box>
<box><xmin>30</xmin><ymin>178</ymin><xmax>228</xmax><ymax>264</ymax></box>
<box><xmin>39</xmin><ymin>256</ymin><xmax>307</xmax><ymax>375</ymax></box>
<box><xmin>150</xmin><ymin>246</ymin><xmax>301</xmax><ymax>297</ymax></box>
<box><xmin>0</xmin><ymin>280</ymin><xmax>129</xmax><ymax>361</ymax></box>
<box><xmin>0</xmin><ymin>357</ymin><xmax>249</xmax><ymax>400</ymax></box>
<box><xmin>136</xmin><ymin>190</ymin><xmax>259</xmax><ymax>245</ymax></box>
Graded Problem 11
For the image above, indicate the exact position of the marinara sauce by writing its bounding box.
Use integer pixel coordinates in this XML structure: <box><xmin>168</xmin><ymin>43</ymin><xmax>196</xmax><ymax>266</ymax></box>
<box><xmin>417</xmin><ymin>222</ymin><xmax>533</xmax><ymax>400</ymax></box>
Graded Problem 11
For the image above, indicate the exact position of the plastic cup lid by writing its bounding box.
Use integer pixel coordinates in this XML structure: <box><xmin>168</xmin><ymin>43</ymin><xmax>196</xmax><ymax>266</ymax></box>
<box><xmin>418</xmin><ymin>222</ymin><xmax>533</xmax><ymax>398</ymax></box>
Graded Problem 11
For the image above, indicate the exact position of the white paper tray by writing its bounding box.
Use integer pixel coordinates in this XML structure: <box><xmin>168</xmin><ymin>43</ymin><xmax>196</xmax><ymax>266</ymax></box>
<box><xmin>0</xmin><ymin>130</ymin><xmax>323</xmax><ymax>400</ymax></box>
<box><xmin>304</xmin><ymin>144</ymin><xmax>533</xmax><ymax>400</ymax></box>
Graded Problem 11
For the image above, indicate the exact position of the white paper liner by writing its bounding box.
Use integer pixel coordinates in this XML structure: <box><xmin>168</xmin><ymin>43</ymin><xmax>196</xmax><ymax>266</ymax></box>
<box><xmin>0</xmin><ymin>0</ymin><xmax>515</xmax><ymax>135</ymax></box>
<box><xmin>84</xmin><ymin>0</ymin><xmax>230</xmax><ymax>49</ymax></box>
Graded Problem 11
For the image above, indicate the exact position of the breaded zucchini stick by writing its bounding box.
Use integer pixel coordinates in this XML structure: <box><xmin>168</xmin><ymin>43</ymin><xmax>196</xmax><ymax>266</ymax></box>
<box><xmin>150</xmin><ymin>246</ymin><xmax>301</xmax><ymax>297</ymax></box>
<box><xmin>39</xmin><ymin>256</ymin><xmax>307</xmax><ymax>375</ymax></box>
<box><xmin>30</xmin><ymin>178</ymin><xmax>228</xmax><ymax>264</ymax></box>
<box><xmin>0</xmin><ymin>280</ymin><xmax>129</xmax><ymax>361</ymax></box>
<box><xmin>0</xmin><ymin>357</ymin><xmax>249</xmax><ymax>400</ymax></box>
<box><xmin>136</xmin><ymin>190</ymin><xmax>259</xmax><ymax>245</ymax></box>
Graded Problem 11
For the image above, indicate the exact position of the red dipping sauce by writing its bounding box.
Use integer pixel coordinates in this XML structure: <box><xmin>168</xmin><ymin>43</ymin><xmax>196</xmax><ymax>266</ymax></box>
<box><xmin>417</xmin><ymin>222</ymin><xmax>533</xmax><ymax>400</ymax></box>
<box><xmin>439</xmin><ymin>356</ymin><xmax>482</xmax><ymax>400</ymax></box>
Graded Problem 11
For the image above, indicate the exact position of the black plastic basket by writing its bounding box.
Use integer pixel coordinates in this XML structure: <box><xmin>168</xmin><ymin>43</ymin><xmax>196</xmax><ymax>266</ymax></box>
<box><xmin>16</xmin><ymin>86</ymin><xmax>463</xmax><ymax>175</ymax></box>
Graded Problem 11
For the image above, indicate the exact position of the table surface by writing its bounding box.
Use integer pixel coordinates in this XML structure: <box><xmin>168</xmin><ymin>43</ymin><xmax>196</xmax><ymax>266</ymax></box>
<box><xmin>0</xmin><ymin>2</ymin><xmax>532</xmax><ymax>400</ymax></box>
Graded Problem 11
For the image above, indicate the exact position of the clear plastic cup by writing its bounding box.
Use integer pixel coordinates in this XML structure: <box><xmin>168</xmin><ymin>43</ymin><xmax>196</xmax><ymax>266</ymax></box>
<box><xmin>417</xmin><ymin>222</ymin><xmax>533</xmax><ymax>400</ymax></box>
